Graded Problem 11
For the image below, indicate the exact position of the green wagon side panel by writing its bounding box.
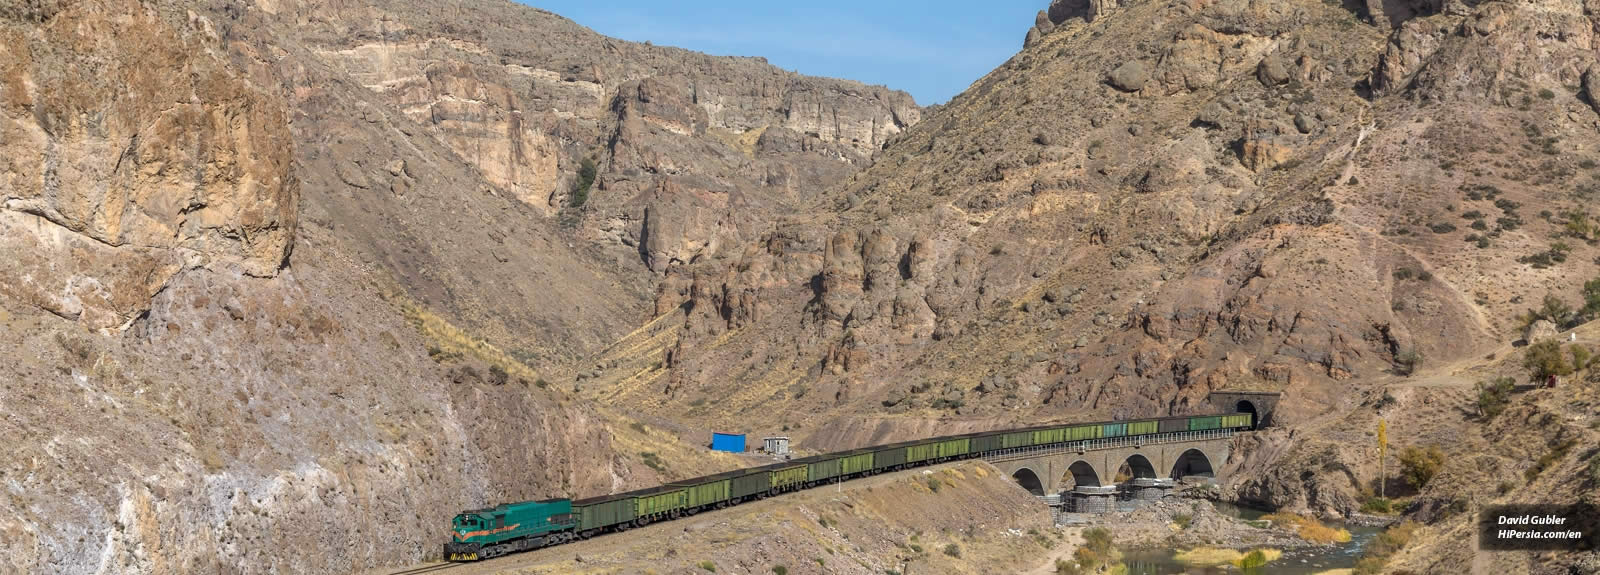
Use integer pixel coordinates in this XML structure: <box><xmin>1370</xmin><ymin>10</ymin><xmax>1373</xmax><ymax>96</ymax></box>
<box><xmin>807</xmin><ymin>457</ymin><xmax>843</xmax><ymax>481</ymax></box>
<box><xmin>937</xmin><ymin>438</ymin><xmax>970</xmax><ymax>458</ymax></box>
<box><xmin>679</xmin><ymin>480</ymin><xmax>730</xmax><ymax>508</ymax></box>
<box><xmin>840</xmin><ymin>452</ymin><xmax>874</xmax><ymax>475</ymax></box>
<box><xmin>907</xmin><ymin>442</ymin><xmax>937</xmax><ymax>463</ymax></box>
<box><xmin>1189</xmin><ymin>416</ymin><xmax>1221</xmax><ymax>431</ymax></box>
<box><xmin>1127</xmin><ymin>420</ymin><xmax>1158</xmax><ymax>436</ymax></box>
<box><xmin>1002</xmin><ymin>431</ymin><xmax>1033</xmax><ymax>448</ymax></box>
<box><xmin>1102</xmin><ymin>423</ymin><xmax>1127</xmax><ymax>437</ymax></box>
<box><xmin>576</xmin><ymin>498</ymin><xmax>634</xmax><ymax>530</ymax></box>
<box><xmin>730</xmin><ymin>472</ymin><xmax>770</xmax><ymax>499</ymax></box>
<box><xmin>771</xmin><ymin>465</ymin><xmax>808</xmax><ymax>488</ymax></box>
<box><xmin>971</xmin><ymin>434</ymin><xmax>1004</xmax><ymax>454</ymax></box>
<box><xmin>636</xmin><ymin>489</ymin><xmax>685</xmax><ymax>516</ymax></box>
<box><xmin>874</xmin><ymin>446</ymin><xmax>908</xmax><ymax>469</ymax></box>
<box><xmin>1066</xmin><ymin>425</ymin><xmax>1101</xmax><ymax>441</ymax></box>
<box><xmin>1158</xmin><ymin>418</ymin><xmax>1189</xmax><ymax>433</ymax></box>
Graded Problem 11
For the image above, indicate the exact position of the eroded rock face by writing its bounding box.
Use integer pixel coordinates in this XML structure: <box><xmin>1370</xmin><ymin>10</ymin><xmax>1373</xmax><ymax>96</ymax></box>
<box><xmin>295</xmin><ymin>0</ymin><xmax>920</xmax><ymax>279</ymax></box>
<box><xmin>0</xmin><ymin>0</ymin><xmax>298</xmax><ymax>329</ymax></box>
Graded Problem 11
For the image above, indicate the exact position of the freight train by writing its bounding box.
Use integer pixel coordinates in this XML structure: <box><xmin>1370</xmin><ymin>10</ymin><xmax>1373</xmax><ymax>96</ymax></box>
<box><xmin>444</xmin><ymin>412</ymin><xmax>1253</xmax><ymax>561</ymax></box>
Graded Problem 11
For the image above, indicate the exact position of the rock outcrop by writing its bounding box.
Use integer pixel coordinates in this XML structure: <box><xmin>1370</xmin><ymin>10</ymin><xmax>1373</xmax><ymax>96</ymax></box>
<box><xmin>0</xmin><ymin>0</ymin><xmax>298</xmax><ymax>330</ymax></box>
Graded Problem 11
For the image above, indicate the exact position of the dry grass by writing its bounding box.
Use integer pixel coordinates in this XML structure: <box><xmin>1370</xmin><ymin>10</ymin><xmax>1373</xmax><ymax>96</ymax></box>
<box><xmin>705</xmin><ymin>125</ymin><xmax>768</xmax><ymax>157</ymax></box>
<box><xmin>1174</xmin><ymin>547</ymin><xmax>1282</xmax><ymax>568</ymax></box>
<box><xmin>391</xmin><ymin>294</ymin><xmax>540</xmax><ymax>382</ymax></box>
<box><xmin>1261</xmin><ymin>513</ymin><xmax>1353</xmax><ymax>543</ymax></box>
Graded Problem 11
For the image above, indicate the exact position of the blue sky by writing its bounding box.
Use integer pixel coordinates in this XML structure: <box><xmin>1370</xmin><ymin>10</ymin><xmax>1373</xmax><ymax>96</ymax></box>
<box><xmin>521</xmin><ymin>1</ymin><xmax>1044</xmax><ymax>105</ymax></box>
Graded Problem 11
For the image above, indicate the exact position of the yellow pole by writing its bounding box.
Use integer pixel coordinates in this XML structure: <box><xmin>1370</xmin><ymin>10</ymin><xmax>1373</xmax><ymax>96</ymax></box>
<box><xmin>1378</xmin><ymin>419</ymin><xmax>1387</xmax><ymax>500</ymax></box>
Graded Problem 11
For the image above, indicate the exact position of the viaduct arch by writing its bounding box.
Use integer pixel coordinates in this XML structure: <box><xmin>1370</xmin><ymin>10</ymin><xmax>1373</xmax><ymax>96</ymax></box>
<box><xmin>990</xmin><ymin>437</ymin><xmax>1229</xmax><ymax>495</ymax></box>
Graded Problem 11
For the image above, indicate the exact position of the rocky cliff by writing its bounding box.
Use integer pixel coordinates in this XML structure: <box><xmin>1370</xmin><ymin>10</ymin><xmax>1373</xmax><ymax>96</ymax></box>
<box><xmin>0</xmin><ymin>0</ymin><xmax>916</xmax><ymax>572</ymax></box>
<box><xmin>586</xmin><ymin>0</ymin><xmax>1600</xmax><ymax>537</ymax></box>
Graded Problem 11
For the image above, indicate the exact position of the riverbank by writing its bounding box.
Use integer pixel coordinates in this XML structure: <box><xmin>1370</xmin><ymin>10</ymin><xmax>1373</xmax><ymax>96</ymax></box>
<box><xmin>1032</xmin><ymin>497</ymin><xmax>1391</xmax><ymax>575</ymax></box>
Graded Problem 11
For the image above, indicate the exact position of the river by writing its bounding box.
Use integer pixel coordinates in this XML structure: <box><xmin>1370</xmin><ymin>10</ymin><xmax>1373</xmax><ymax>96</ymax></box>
<box><xmin>1121</xmin><ymin>503</ymin><xmax>1385</xmax><ymax>574</ymax></box>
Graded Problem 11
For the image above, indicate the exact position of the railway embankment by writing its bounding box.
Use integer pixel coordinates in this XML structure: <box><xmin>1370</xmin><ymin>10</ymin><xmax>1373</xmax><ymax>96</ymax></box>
<box><xmin>391</xmin><ymin>461</ymin><xmax>1058</xmax><ymax>575</ymax></box>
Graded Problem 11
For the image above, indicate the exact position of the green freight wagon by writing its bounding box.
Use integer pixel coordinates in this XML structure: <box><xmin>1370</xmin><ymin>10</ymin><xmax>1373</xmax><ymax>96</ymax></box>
<box><xmin>770</xmin><ymin>464</ymin><xmax>808</xmax><ymax>491</ymax></box>
<box><xmin>907</xmin><ymin>441</ymin><xmax>937</xmax><ymax>463</ymax></box>
<box><xmin>935</xmin><ymin>437</ymin><xmax>970</xmax><ymax>459</ymax></box>
<box><xmin>1157</xmin><ymin>418</ymin><xmax>1188</xmax><ymax>433</ymax></box>
<box><xmin>802</xmin><ymin>455</ymin><xmax>844</xmax><ymax>482</ymax></box>
<box><xmin>1220</xmin><ymin>413</ymin><xmax>1253</xmax><ymax>429</ymax></box>
<box><xmin>1066</xmin><ymin>425</ymin><xmax>1101</xmax><ymax>441</ymax></box>
<box><xmin>839</xmin><ymin>450</ymin><xmax>874</xmax><ymax>475</ymax></box>
<box><xmin>670</xmin><ymin>478</ymin><xmax>730</xmax><ymax>509</ymax></box>
<box><xmin>1189</xmin><ymin>416</ymin><xmax>1221</xmax><ymax>431</ymax></box>
<box><xmin>1001</xmin><ymin>430</ymin><xmax>1034</xmax><ymax>448</ymax></box>
<box><xmin>873</xmin><ymin>443</ymin><xmax>909</xmax><ymax>470</ymax></box>
<box><xmin>729</xmin><ymin>469</ymin><xmax>770</xmax><ymax>499</ymax></box>
<box><xmin>1031</xmin><ymin>427</ymin><xmax>1065</xmax><ymax>445</ymax></box>
<box><xmin>970</xmin><ymin>432</ymin><xmax>1003</xmax><ymax>454</ymax></box>
<box><xmin>1102</xmin><ymin>422</ymin><xmax>1126</xmax><ymax>438</ymax></box>
<box><xmin>1127</xmin><ymin>420</ymin><xmax>1158</xmax><ymax>436</ymax></box>
<box><xmin>573</xmin><ymin>494</ymin><xmax>634</xmax><ymax>532</ymax></box>
<box><xmin>633</xmin><ymin>485</ymin><xmax>686</xmax><ymax>518</ymax></box>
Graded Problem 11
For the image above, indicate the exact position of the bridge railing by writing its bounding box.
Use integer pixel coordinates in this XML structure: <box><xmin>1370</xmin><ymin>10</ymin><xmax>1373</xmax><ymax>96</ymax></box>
<box><xmin>979</xmin><ymin>428</ymin><xmax>1236</xmax><ymax>464</ymax></box>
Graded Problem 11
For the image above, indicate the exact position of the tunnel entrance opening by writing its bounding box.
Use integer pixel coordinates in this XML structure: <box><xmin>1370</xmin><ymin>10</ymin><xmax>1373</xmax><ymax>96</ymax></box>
<box><xmin>1236</xmin><ymin>400</ymin><xmax>1258</xmax><ymax>428</ymax></box>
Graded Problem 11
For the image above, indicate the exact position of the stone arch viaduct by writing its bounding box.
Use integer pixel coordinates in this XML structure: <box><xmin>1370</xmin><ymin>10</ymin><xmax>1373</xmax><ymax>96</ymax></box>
<box><xmin>982</xmin><ymin>391</ymin><xmax>1278</xmax><ymax>496</ymax></box>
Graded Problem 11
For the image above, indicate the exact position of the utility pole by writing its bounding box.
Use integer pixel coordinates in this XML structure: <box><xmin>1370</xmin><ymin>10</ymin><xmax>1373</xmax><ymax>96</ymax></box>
<box><xmin>1377</xmin><ymin>419</ymin><xmax>1388</xmax><ymax>500</ymax></box>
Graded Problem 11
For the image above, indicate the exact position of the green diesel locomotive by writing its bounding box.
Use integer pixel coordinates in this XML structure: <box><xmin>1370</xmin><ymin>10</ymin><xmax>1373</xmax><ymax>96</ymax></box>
<box><xmin>445</xmin><ymin>412</ymin><xmax>1252</xmax><ymax>561</ymax></box>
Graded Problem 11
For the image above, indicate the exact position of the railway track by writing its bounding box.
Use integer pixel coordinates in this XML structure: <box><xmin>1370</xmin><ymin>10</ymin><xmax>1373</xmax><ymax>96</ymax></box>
<box><xmin>383</xmin><ymin>562</ymin><xmax>458</xmax><ymax>575</ymax></box>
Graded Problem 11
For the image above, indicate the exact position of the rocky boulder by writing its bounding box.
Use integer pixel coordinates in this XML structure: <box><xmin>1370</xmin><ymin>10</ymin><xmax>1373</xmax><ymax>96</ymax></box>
<box><xmin>1107</xmin><ymin>60</ymin><xmax>1150</xmax><ymax>92</ymax></box>
<box><xmin>1523</xmin><ymin>319</ymin><xmax>1557</xmax><ymax>343</ymax></box>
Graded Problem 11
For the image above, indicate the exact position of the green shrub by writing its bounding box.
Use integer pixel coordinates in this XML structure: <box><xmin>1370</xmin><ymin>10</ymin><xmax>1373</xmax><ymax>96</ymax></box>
<box><xmin>1396</xmin><ymin>349</ymin><xmax>1424</xmax><ymax>376</ymax></box>
<box><xmin>1429</xmin><ymin>222</ymin><xmax>1456</xmax><ymax>234</ymax></box>
<box><xmin>1524</xmin><ymin>340</ymin><xmax>1574</xmax><ymax>380</ymax></box>
<box><xmin>1237</xmin><ymin>550</ymin><xmax>1271</xmax><ymax>569</ymax></box>
<box><xmin>1360</xmin><ymin>497</ymin><xmax>1394</xmax><ymax>514</ymax></box>
<box><xmin>944</xmin><ymin>543</ymin><xmax>961</xmax><ymax>558</ymax></box>
<box><xmin>699</xmin><ymin>560</ymin><xmax>717</xmax><ymax>572</ymax></box>
<box><xmin>1476</xmin><ymin>377</ymin><xmax>1515</xmax><ymax>419</ymax></box>
<box><xmin>772</xmin><ymin>567</ymin><xmax>787</xmax><ymax>575</ymax></box>
<box><xmin>1393</xmin><ymin>267</ymin><xmax>1415</xmax><ymax>281</ymax></box>
<box><xmin>927</xmin><ymin>477</ymin><xmax>943</xmax><ymax>493</ymax></box>
<box><xmin>1399</xmin><ymin>445</ymin><xmax>1445</xmax><ymax>489</ymax></box>
<box><xmin>1174</xmin><ymin>513</ymin><xmax>1193</xmax><ymax>529</ymax></box>
<box><xmin>570</xmin><ymin>157</ymin><xmax>597</xmax><ymax>207</ymax></box>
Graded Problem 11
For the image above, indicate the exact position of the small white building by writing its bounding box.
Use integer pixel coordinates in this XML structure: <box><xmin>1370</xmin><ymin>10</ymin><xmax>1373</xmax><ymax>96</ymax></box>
<box><xmin>763</xmin><ymin>436</ymin><xmax>790</xmax><ymax>456</ymax></box>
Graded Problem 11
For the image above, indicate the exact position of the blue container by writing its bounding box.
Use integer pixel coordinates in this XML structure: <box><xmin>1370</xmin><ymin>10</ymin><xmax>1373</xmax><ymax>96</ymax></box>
<box><xmin>710</xmin><ymin>433</ymin><xmax>746</xmax><ymax>452</ymax></box>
